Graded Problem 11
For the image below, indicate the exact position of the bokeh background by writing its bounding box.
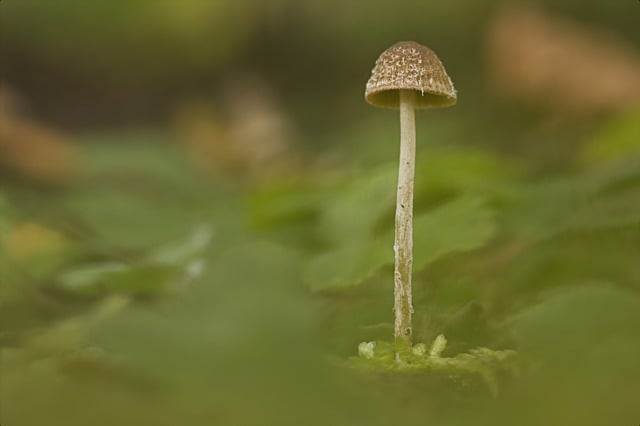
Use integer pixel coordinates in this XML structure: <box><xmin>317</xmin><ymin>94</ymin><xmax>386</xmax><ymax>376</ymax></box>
<box><xmin>1</xmin><ymin>1</ymin><xmax>640</xmax><ymax>425</ymax></box>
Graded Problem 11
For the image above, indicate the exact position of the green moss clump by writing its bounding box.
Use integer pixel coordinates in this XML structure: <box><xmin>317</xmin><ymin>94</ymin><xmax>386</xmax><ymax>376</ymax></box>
<box><xmin>351</xmin><ymin>335</ymin><xmax>518</xmax><ymax>396</ymax></box>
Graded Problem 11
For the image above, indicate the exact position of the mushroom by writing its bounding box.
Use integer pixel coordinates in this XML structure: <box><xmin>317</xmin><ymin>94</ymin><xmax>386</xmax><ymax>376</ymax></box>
<box><xmin>365</xmin><ymin>41</ymin><xmax>457</xmax><ymax>350</ymax></box>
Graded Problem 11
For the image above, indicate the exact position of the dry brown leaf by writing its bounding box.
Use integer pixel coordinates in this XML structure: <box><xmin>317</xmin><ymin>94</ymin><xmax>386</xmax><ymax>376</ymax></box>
<box><xmin>487</xmin><ymin>3</ymin><xmax>640</xmax><ymax>113</ymax></box>
<box><xmin>0</xmin><ymin>86</ymin><xmax>79</xmax><ymax>184</ymax></box>
<box><xmin>172</xmin><ymin>76</ymin><xmax>297</xmax><ymax>178</ymax></box>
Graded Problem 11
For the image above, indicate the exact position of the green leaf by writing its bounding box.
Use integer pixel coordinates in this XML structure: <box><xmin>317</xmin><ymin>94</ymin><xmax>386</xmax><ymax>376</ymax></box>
<box><xmin>59</xmin><ymin>262</ymin><xmax>177</xmax><ymax>296</ymax></box>
<box><xmin>414</xmin><ymin>147</ymin><xmax>516</xmax><ymax>198</ymax></box>
<box><xmin>90</xmin><ymin>241</ymin><xmax>318</xmax><ymax>387</ymax></box>
<box><xmin>412</xmin><ymin>195</ymin><xmax>496</xmax><ymax>272</ymax></box>
<box><xmin>581</xmin><ymin>109</ymin><xmax>640</xmax><ymax>166</ymax></box>
<box><xmin>508</xmin><ymin>283</ymin><xmax>640</xmax><ymax>365</ymax></box>
<box><xmin>55</xmin><ymin>137</ymin><xmax>216</xmax><ymax>249</ymax></box>
<box><xmin>305</xmin><ymin>195</ymin><xmax>496</xmax><ymax>291</ymax></box>
<box><xmin>303</xmin><ymin>240</ymin><xmax>390</xmax><ymax>291</ymax></box>
<box><xmin>317</xmin><ymin>149</ymin><xmax>510</xmax><ymax>248</ymax></box>
<box><xmin>571</xmin><ymin>185</ymin><xmax>640</xmax><ymax>229</ymax></box>
<box><xmin>61</xmin><ymin>190</ymin><xmax>207</xmax><ymax>249</ymax></box>
<box><xmin>507</xmin><ymin>157</ymin><xmax>640</xmax><ymax>239</ymax></box>
<box><xmin>150</xmin><ymin>224</ymin><xmax>214</xmax><ymax>265</ymax></box>
<box><xmin>248</xmin><ymin>180</ymin><xmax>324</xmax><ymax>224</ymax></box>
<box><xmin>319</xmin><ymin>165</ymin><xmax>396</xmax><ymax>245</ymax></box>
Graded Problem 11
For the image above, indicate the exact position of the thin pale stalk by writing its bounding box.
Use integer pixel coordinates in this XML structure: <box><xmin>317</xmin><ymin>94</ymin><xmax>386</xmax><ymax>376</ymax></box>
<box><xmin>394</xmin><ymin>89</ymin><xmax>415</xmax><ymax>351</ymax></box>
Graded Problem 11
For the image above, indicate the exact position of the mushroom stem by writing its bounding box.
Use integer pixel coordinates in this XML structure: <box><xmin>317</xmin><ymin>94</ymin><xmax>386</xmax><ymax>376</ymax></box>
<box><xmin>394</xmin><ymin>89</ymin><xmax>416</xmax><ymax>350</ymax></box>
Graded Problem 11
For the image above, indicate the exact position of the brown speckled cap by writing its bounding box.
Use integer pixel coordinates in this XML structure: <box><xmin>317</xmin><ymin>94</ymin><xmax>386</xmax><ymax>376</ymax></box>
<box><xmin>365</xmin><ymin>41</ymin><xmax>457</xmax><ymax>109</ymax></box>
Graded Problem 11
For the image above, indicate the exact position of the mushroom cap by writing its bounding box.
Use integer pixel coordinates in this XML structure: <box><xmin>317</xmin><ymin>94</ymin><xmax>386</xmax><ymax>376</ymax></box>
<box><xmin>365</xmin><ymin>41</ymin><xmax>457</xmax><ymax>109</ymax></box>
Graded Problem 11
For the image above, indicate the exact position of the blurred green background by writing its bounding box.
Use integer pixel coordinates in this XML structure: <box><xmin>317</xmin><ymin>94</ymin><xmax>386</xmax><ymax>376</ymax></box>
<box><xmin>1</xmin><ymin>1</ymin><xmax>640</xmax><ymax>425</ymax></box>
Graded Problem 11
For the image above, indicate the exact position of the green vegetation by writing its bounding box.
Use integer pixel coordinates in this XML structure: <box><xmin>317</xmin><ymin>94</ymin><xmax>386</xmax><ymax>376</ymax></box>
<box><xmin>2</xmin><ymin>1</ymin><xmax>640</xmax><ymax>425</ymax></box>
<box><xmin>2</xmin><ymin>111</ymin><xmax>640</xmax><ymax>424</ymax></box>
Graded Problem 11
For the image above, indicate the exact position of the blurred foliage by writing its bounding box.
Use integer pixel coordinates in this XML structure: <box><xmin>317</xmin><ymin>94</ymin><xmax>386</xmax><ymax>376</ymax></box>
<box><xmin>2</xmin><ymin>0</ymin><xmax>640</xmax><ymax>425</ymax></box>
<box><xmin>2</xmin><ymin>106</ymin><xmax>640</xmax><ymax>425</ymax></box>
<box><xmin>2</xmin><ymin>0</ymin><xmax>638</xmax><ymax>129</ymax></box>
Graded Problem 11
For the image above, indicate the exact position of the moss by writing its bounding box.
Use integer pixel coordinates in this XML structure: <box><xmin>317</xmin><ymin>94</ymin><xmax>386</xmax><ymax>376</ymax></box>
<box><xmin>351</xmin><ymin>334</ymin><xmax>519</xmax><ymax>396</ymax></box>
